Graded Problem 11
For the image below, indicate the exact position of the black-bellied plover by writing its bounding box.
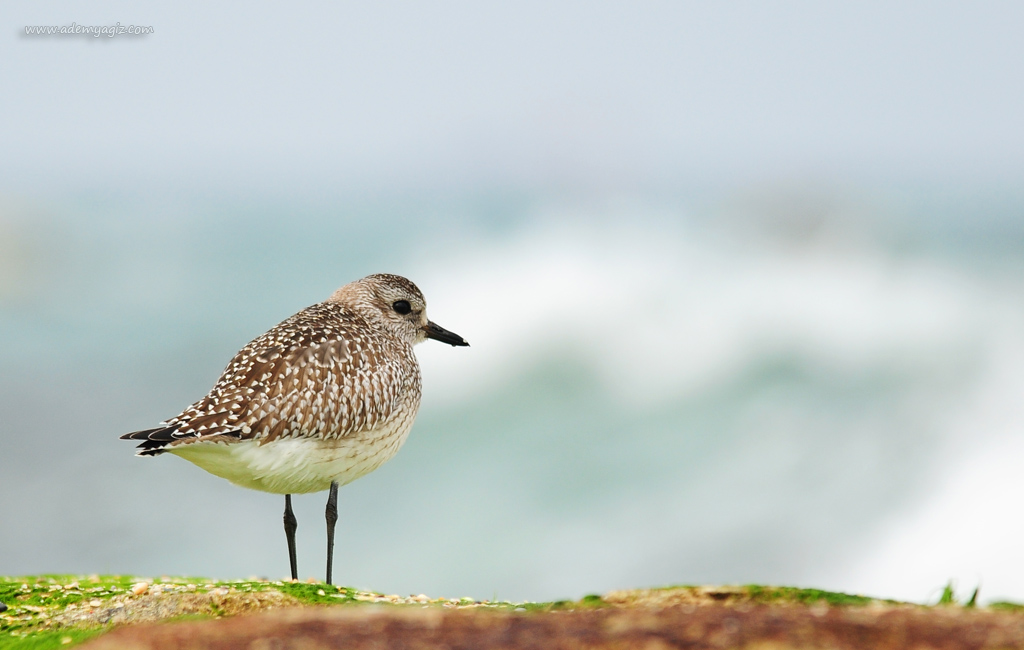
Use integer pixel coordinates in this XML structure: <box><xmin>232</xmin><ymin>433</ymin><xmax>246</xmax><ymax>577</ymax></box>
<box><xmin>122</xmin><ymin>274</ymin><xmax>468</xmax><ymax>584</ymax></box>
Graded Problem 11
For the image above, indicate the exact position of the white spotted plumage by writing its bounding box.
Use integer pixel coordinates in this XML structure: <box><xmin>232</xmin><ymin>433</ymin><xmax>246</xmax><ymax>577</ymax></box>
<box><xmin>122</xmin><ymin>273</ymin><xmax>468</xmax><ymax>494</ymax></box>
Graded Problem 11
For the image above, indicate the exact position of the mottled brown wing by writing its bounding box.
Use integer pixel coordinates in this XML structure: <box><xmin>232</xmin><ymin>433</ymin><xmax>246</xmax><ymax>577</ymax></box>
<box><xmin>127</xmin><ymin>307</ymin><xmax>412</xmax><ymax>453</ymax></box>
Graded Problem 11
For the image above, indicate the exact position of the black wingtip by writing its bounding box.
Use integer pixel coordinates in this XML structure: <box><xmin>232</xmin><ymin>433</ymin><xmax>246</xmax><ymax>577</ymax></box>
<box><xmin>121</xmin><ymin>425</ymin><xmax>182</xmax><ymax>455</ymax></box>
<box><xmin>122</xmin><ymin>424</ymin><xmax>243</xmax><ymax>455</ymax></box>
<box><xmin>122</xmin><ymin>425</ymin><xmax>181</xmax><ymax>441</ymax></box>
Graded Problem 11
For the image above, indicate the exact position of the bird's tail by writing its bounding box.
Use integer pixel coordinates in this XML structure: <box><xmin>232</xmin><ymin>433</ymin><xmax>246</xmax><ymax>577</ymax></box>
<box><xmin>120</xmin><ymin>425</ymin><xmax>181</xmax><ymax>456</ymax></box>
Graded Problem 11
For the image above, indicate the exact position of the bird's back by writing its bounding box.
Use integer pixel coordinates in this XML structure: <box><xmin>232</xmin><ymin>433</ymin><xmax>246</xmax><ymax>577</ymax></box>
<box><xmin>123</xmin><ymin>300</ymin><xmax>423</xmax><ymax>461</ymax></box>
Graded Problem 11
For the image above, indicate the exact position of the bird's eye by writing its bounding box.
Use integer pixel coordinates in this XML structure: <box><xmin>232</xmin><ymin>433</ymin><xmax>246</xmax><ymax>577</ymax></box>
<box><xmin>392</xmin><ymin>300</ymin><xmax>412</xmax><ymax>315</ymax></box>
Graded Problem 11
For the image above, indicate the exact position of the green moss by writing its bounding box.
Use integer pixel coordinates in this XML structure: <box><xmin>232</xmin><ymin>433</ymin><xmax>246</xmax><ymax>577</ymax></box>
<box><xmin>511</xmin><ymin>594</ymin><xmax>612</xmax><ymax>613</ymax></box>
<box><xmin>938</xmin><ymin>582</ymin><xmax>956</xmax><ymax>605</ymax></box>
<box><xmin>0</xmin><ymin>628</ymin><xmax>107</xmax><ymax>650</ymax></box>
<box><xmin>744</xmin><ymin>585</ymin><xmax>880</xmax><ymax>606</ymax></box>
<box><xmin>965</xmin><ymin>587</ymin><xmax>979</xmax><ymax>608</ymax></box>
<box><xmin>549</xmin><ymin>594</ymin><xmax>610</xmax><ymax>610</ymax></box>
<box><xmin>0</xmin><ymin>575</ymin><xmax>323</xmax><ymax>647</ymax></box>
<box><xmin>989</xmin><ymin>601</ymin><xmax>1024</xmax><ymax>611</ymax></box>
<box><xmin>274</xmin><ymin>582</ymin><xmax>356</xmax><ymax>605</ymax></box>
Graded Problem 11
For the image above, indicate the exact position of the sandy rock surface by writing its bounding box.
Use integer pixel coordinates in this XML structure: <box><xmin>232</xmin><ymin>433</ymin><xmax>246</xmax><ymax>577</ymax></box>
<box><xmin>83</xmin><ymin>602</ymin><xmax>1024</xmax><ymax>650</ymax></box>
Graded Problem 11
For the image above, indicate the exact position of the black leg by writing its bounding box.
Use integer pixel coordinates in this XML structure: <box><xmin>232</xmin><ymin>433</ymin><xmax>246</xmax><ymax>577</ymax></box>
<box><xmin>283</xmin><ymin>494</ymin><xmax>298</xmax><ymax>581</ymax></box>
<box><xmin>325</xmin><ymin>481</ymin><xmax>339</xmax><ymax>585</ymax></box>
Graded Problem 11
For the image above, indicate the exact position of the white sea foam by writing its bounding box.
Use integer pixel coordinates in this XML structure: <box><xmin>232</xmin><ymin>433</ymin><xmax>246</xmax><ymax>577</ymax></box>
<box><xmin>416</xmin><ymin>204</ymin><xmax>995</xmax><ymax>406</ymax></box>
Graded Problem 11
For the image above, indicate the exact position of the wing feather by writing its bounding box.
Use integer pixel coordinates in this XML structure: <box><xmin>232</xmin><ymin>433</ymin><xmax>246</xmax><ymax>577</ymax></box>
<box><xmin>123</xmin><ymin>302</ymin><xmax>416</xmax><ymax>455</ymax></box>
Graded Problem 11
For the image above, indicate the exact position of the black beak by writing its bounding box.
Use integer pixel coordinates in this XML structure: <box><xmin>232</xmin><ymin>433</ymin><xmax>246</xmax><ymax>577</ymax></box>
<box><xmin>423</xmin><ymin>321</ymin><xmax>469</xmax><ymax>347</ymax></box>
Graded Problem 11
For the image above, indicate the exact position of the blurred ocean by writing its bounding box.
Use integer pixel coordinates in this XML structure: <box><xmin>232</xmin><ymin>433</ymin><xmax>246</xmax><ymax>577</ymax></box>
<box><xmin>1</xmin><ymin>186</ymin><xmax>1022</xmax><ymax>604</ymax></box>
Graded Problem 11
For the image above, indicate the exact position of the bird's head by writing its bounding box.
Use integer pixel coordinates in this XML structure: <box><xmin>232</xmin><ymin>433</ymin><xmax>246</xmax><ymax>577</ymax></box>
<box><xmin>329</xmin><ymin>273</ymin><xmax>469</xmax><ymax>348</ymax></box>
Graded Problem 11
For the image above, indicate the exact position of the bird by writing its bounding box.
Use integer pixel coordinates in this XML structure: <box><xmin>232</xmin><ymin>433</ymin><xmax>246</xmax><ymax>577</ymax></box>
<box><xmin>121</xmin><ymin>273</ymin><xmax>468</xmax><ymax>584</ymax></box>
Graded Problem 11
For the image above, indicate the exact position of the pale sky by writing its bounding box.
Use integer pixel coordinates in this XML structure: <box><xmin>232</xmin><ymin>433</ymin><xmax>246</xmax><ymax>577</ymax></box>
<box><xmin>2</xmin><ymin>1</ymin><xmax>1023</xmax><ymax>194</ymax></box>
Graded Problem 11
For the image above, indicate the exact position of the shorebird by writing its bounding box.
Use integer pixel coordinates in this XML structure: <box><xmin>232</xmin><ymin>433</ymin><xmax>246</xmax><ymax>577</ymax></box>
<box><xmin>122</xmin><ymin>274</ymin><xmax>468</xmax><ymax>584</ymax></box>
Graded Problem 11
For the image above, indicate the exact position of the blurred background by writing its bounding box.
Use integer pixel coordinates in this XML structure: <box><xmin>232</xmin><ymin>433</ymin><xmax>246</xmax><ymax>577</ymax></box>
<box><xmin>2</xmin><ymin>1</ymin><xmax>1024</xmax><ymax>605</ymax></box>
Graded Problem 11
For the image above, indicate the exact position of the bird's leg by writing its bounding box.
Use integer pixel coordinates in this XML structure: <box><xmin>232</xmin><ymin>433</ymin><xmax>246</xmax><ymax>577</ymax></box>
<box><xmin>283</xmin><ymin>494</ymin><xmax>298</xmax><ymax>581</ymax></box>
<box><xmin>325</xmin><ymin>481</ymin><xmax>339</xmax><ymax>585</ymax></box>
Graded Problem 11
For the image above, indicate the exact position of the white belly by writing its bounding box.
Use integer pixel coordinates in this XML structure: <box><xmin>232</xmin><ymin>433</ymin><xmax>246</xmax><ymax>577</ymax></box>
<box><xmin>169</xmin><ymin>418</ymin><xmax>414</xmax><ymax>494</ymax></box>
